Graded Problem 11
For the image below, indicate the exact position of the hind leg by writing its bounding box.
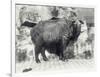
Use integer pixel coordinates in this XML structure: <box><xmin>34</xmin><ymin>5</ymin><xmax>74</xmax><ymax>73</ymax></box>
<box><xmin>41</xmin><ymin>48</ymin><xmax>48</xmax><ymax>61</ymax></box>
<box><xmin>35</xmin><ymin>46</ymin><xmax>41</xmax><ymax>63</ymax></box>
<box><xmin>33</xmin><ymin>37</ymin><xmax>45</xmax><ymax>63</ymax></box>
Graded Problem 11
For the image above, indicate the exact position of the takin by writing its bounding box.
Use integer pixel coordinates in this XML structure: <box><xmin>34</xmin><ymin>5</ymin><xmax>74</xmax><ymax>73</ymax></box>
<box><xmin>30</xmin><ymin>18</ymin><xmax>83</xmax><ymax>63</ymax></box>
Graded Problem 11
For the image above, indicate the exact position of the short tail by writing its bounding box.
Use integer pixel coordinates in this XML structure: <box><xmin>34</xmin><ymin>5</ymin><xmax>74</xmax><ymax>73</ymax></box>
<box><xmin>21</xmin><ymin>21</ymin><xmax>37</xmax><ymax>27</ymax></box>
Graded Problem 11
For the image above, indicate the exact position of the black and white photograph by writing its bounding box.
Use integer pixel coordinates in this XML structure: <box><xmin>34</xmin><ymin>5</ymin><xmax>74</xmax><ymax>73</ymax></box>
<box><xmin>15</xmin><ymin>4</ymin><xmax>95</xmax><ymax>73</ymax></box>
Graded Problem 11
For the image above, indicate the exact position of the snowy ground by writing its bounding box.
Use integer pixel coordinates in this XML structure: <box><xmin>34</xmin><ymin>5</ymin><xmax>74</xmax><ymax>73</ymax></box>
<box><xmin>16</xmin><ymin>57</ymin><xmax>95</xmax><ymax>73</ymax></box>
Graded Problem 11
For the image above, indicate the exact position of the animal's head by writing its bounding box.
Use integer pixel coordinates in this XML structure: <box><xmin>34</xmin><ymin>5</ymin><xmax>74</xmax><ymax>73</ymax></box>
<box><xmin>66</xmin><ymin>19</ymin><xmax>85</xmax><ymax>41</ymax></box>
<box><xmin>72</xmin><ymin>19</ymin><xmax>84</xmax><ymax>27</ymax></box>
<box><xmin>71</xmin><ymin>19</ymin><xmax>88</xmax><ymax>32</ymax></box>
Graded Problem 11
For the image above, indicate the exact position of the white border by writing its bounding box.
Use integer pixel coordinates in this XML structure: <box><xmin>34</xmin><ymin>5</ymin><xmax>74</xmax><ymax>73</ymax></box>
<box><xmin>11</xmin><ymin>0</ymin><xmax>98</xmax><ymax>77</ymax></box>
<box><xmin>11</xmin><ymin>0</ymin><xmax>15</xmax><ymax>76</ymax></box>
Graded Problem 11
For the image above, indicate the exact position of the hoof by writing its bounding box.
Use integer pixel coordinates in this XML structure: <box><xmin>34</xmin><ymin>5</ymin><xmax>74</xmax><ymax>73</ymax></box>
<box><xmin>59</xmin><ymin>57</ymin><xmax>67</xmax><ymax>62</ymax></box>
<box><xmin>43</xmin><ymin>57</ymin><xmax>48</xmax><ymax>61</ymax></box>
<box><xmin>36</xmin><ymin>59</ymin><xmax>41</xmax><ymax>63</ymax></box>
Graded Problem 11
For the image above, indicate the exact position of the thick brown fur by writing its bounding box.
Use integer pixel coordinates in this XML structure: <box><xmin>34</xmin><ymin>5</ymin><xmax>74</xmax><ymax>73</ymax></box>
<box><xmin>30</xmin><ymin>18</ymin><xmax>82</xmax><ymax>63</ymax></box>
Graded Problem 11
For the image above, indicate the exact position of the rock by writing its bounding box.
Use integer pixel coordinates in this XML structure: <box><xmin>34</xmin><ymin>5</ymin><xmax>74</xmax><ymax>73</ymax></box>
<box><xmin>23</xmin><ymin>68</ymin><xmax>32</xmax><ymax>72</ymax></box>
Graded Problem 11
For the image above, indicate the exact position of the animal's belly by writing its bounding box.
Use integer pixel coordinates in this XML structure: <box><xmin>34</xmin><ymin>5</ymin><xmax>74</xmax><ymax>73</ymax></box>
<box><xmin>44</xmin><ymin>42</ymin><xmax>58</xmax><ymax>53</ymax></box>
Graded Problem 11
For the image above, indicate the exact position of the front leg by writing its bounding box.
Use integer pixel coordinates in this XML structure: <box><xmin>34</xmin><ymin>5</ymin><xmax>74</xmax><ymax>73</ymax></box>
<box><xmin>56</xmin><ymin>42</ymin><xmax>66</xmax><ymax>61</ymax></box>
<box><xmin>59</xmin><ymin>37</ymin><xmax>69</xmax><ymax>61</ymax></box>
<box><xmin>59</xmin><ymin>52</ymin><xmax>65</xmax><ymax>61</ymax></box>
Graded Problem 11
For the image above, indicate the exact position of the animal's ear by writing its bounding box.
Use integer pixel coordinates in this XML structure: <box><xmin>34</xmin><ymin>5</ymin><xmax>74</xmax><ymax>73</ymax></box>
<box><xmin>79</xmin><ymin>20</ymin><xmax>84</xmax><ymax>24</ymax></box>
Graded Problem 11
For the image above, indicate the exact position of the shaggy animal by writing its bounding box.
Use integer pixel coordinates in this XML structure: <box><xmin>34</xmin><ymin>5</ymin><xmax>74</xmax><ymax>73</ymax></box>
<box><xmin>30</xmin><ymin>18</ymin><xmax>83</xmax><ymax>63</ymax></box>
